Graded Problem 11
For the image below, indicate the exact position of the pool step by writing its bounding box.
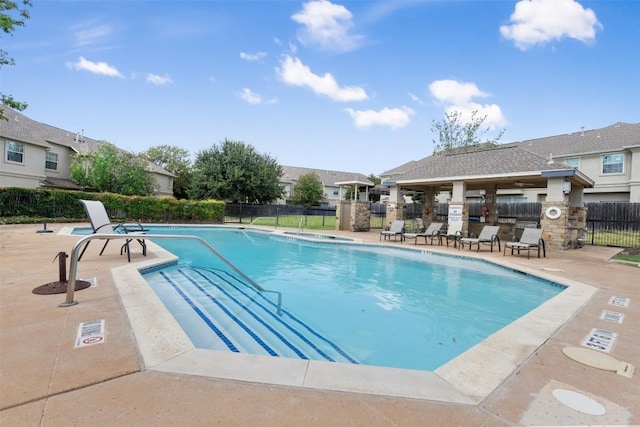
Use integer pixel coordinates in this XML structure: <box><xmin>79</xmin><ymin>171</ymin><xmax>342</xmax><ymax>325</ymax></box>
<box><xmin>144</xmin><ymin>266</ymin><xmax>357</xmax><ymax>364</ymax></box>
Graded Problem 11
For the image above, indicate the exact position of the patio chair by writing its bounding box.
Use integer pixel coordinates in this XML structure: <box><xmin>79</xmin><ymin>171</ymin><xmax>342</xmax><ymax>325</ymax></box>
<box><xmin>408</xmin><ymin>218</ymin><xmax>425</xmax><ymax>233</ymax></box>
<box><xmin>380</xmin><ymin>220</ymin><xmax>405</xmax><ymax>242</ymax></box>
<box><xmin>460</xmin><ymin>225</ymin><xmax>501</xmax><ymax>252</ymax></box>
<box><xmin>443</xmin><ymin>222</ymin><xmax>464</xmax><ymax>248</ymax></box>
<box><xmin>404</xmin><ymin>222</ymin><xmax>444</xmax><ymax>245</ymax></box>
<box><xmin>504</xmin><ymin>228</ymin><xmax>546</xmax><ymax>259</ymax></box>
<box><xmin>78</xmin><ymin>199</ymin><xmax>147</xmax><ymax>262</ymax></box>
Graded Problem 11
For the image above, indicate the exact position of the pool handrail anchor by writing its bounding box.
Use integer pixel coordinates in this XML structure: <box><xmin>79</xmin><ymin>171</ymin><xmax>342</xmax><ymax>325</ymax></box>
<box><xmin>61</xmin><ymin>233</ymin><xmax>282</xmax><ymax>315</ymax></box>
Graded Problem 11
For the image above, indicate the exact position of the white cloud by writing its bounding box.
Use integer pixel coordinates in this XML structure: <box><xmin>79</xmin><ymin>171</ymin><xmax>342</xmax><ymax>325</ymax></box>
<box><xmin>292</xmin><ymin>0</ymin><xmax>363</xmax><ymax>52</ymax></box>
<box><xmin>240</xmin><ymin>51</ymin><xmax>267</xmax><ymax>62</ymax></box>
<box><xmin>276</xmin><ymin>55</ymin><xmax>368</xmax><ymax>102</ymax></box>
<box><xmin>66</xmin><ymin>57</ymin><xmax>123</xmax><ymax>78</ymax></box>
<box><xmin>239</xmin><ymin>88</ymin><xmax>262</xmax><ymax>104</ymax></box>
<box><xmin>429</xmin><ymin>79</ymin><xmax>506</xmax><ymax>128</ymax></box>
<box><xmin>500</xmin><ymin>0</ymin><xmax>602</xmax><ymax>50</ymax></box>
<box><xmin>429</xmin><ymin>80</ymin><xmax>488</xmax><ymax>106</ymax></box>
<box><xmin>72</xmin><ymin>22</ymin><xmax>112</xmax><ymax>47</ymax></box>
<box><xmin>408</xmin><ymin>92</ymin><xmax>426</xmax><ymax>106</ymax></box>
<box><xmin>345</xmin><ymin>107</ymin><xmax>414</xmax><ymax>130</ymax></box>
<box><xmin>146</xmin><ymin>73</ymin><xmax>173</xmax><ymax>85</ymax></box>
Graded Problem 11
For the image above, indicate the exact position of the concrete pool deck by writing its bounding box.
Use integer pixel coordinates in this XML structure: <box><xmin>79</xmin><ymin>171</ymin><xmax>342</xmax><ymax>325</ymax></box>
<box><xmin>1</xmin><ymin>223</ymin><xmax>638</xmax><ymax>426</ymax></box>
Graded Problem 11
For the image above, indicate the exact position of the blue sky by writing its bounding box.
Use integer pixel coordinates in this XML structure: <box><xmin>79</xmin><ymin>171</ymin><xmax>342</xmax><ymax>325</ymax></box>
<box><xmin>3</xmin><ymin>0</ymin><xmax>639</xmax><ymax>176</ymax></box>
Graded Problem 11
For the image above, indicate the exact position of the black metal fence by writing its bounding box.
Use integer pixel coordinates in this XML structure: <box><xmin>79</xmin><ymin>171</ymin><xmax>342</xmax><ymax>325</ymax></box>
<box><xmin>224</xmin><ymin>203</ymin><xmax>336</xmax><ymax>227</ymax></box>
<box><xmin>370</xmin><ymin>203</ymin><xmax>386</xmax><ymax>229</ymax></box>
<box><xmin>586</xmin><ymin>202</ymin><xmax>640</xmax><ymax>248</ymax></box>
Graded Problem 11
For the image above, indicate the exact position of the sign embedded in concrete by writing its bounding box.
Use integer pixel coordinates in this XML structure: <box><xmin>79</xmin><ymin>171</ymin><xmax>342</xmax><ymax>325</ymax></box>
<box><xmin>581</xmin><ymin>328</ymin><xmax>617</xmax><ymax>353</ymax></box>
<box><xmin>75</xmin><ymin>319</ymin><xmax>106</xmax><ymax>348</ymax></box>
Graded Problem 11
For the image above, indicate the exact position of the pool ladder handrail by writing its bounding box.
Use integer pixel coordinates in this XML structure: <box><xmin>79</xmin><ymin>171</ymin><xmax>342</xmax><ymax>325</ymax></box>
<box><xmin>61</xmin><ymin>233</ymin><xmax>282</xmax><ymax>315</ymax></box>
<box><xmin>297</xmin><ymin>217</ymin><xmax>304</xmax><ymax>234</ymax></box>
<box><xmin>245</xmin><ymin>216</ymin><xmax>264</xmax><ymax>228</ymax></box>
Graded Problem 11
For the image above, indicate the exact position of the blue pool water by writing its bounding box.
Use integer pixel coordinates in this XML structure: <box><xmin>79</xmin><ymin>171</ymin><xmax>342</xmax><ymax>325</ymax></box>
<box><xmin>93</xmin><ymin>226</ymin><xmax>565</xmax><ymax>371</ymax></box>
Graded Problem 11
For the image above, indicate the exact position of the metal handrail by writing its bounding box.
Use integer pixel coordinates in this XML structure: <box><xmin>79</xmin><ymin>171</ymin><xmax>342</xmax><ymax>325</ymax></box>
<box><xmin>245</xmin><ymin>216</ymin><xmax>264</xmax><ymax>228</ymax></box>
<box><xmin>61</xmin><ymin>233</ymin><xmax>282</xmax><ymax>315</ymax></box>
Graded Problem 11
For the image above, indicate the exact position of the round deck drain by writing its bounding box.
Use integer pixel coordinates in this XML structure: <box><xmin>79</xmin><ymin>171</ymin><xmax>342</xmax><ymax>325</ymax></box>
<box><xmin>32</xmin><ymin>280</ymin><xmax>91</xmax><ymax>295</ymax></box>
<box><xmin>552</xmin><ymin>389</ymin><xmax>606</xmax><ymax>415</ymax></box>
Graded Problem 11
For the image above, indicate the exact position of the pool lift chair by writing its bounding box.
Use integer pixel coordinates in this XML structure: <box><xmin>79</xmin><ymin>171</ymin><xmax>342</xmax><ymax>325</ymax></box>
<box><xmin>460</xmin><ymin>225</ymin><xmax>501</xmax><ymax>252</ymax></box>
<box><xmin>380</xmin><ymin>219</ymin><xmax>405</xmax><ymax>242</ymax></box>
<box><xmin>404</xmin><ymin>222</ymin><xmax>445</xmax><ymax>245</ymax></box>
<box><xmin>504</xmin><ymin>227</ymin><xmax>546</xmax><ymax>259</ymax></box>
<box><xmin>78</xmin><ymin>199</ymin><xmax>148</xmax><ymax>263</ymax></box>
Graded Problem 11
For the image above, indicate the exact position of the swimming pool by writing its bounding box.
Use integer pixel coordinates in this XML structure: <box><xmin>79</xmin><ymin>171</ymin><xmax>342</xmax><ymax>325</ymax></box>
<box><xmin>136</xmin><ymin>226</ymin><xmax>565</xmax><ymax>372</ymax></box>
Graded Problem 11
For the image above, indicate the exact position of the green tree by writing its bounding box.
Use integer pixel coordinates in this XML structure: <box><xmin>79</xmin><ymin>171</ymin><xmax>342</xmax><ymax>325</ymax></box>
<box><xmin>139</xmin><ymin>145</ymin><xmax>192</xmax><ymax>199</ymax></box>
<box><xmin>291</xmin><ymin>172</ymin><xmax>325</xmax><ymax>206</ymax></box>
<box><xmin>189</xmin><ymin>139</ymin><xmax>284</xmax><ymax>203</ymax></box>
<box><xmin>431</xmin><ymin>110</ymin><xmax>504</xmax><ymax>154</ymax></box>
<box><xmin>70</xmin><ymin>143</ymin><xmax>156</xmax><ymax>196</ymax></box>
<box><xmin>1</xmin><ymin>0</ymin><xmax>31</xmax><ymax>120</ymax></box>
<box><xmin>367</xmin><ymin>173</ymin><xmax>381</xmax><ymax>202</ymax></box>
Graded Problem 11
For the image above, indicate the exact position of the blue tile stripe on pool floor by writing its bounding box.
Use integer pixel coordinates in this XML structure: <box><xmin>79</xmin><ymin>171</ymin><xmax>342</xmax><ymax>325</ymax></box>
<box><xmin>173</xmin><ymin>269</ymin><xmax>282</xmax><ymax>357</ymax></box>
<box><xmin>158</xmin><ymin>270</ymin><xmax>239</xmax><ymax>353</ymax></box>
<box><xmin>196</xmin><ymin>266</ymin><xmax>358</xmax><ymax>364</ymax></box>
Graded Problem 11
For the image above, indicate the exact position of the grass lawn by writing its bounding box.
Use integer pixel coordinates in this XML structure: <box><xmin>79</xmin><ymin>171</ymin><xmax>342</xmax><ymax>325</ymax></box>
<box><xmin>228</xmin><ymin>215</ymin><xmax>337</xmax><ymax>230</ymax></box>
<box><xmin>612</xmin><ymin>252</ymin><xmax>640</xmax><ymax>264</ymax></box>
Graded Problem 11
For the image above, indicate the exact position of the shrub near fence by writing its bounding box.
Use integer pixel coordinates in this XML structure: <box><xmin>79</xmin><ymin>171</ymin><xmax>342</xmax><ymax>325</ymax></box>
<box><xmin>0</xmin><ymin>187</ymin><xmax>225</xmax><ymax>223</ymax></box>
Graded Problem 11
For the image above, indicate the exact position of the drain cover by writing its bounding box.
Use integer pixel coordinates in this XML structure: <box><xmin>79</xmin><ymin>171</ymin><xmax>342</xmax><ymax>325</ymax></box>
<box><xmin>32</xmin><ymin>280</ymin><xmax>92</xmax><ymax>295</ymax></box>
<box><xmin>552</xmin><ymin>389</ymin><xmax>606</xmax><ymax>415</ymax></box>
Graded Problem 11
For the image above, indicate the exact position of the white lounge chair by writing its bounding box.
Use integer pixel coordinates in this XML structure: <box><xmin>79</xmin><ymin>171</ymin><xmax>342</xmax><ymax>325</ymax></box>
<box><xmin>78</xmin><ymin>199</ymin><xmax>147</xmax><ymax>262</ymax></box>
<box><xmin>460</xmin><ymin>225</ymin><xmax>501</xmax><ymax>252</ymax></box>
<box><xmin>380</xmin><ymin>220</ymin><xmax>405</xmax><ymax>242</ymax></box>
<box><xmin>504</xmin><ymin>228</ymin><xmax>546</xmax><ymax>259</ymax></box>
<box><xmin>404</xmin><ymin>222</ymin><xmax>444</xmax><ymax>245</ymax></box>
<box><xmin>443</xmin><ymin>222</ymin><xmax>464</xmax><ymax>248</ymax></box>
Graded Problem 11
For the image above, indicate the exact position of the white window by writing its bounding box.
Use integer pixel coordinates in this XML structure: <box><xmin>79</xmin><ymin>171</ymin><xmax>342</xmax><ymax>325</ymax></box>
<box><xmin>601</xmin><ymin>153</ymin><xmax>624</xmax><ymax>174</ymax></box>
<box><xmin>45</xmin><ymin>152</ymin><xmax>58</xmax><ymax>170</ymax></box>
<box><xmin>564</xmin><ymin>157</ymin><xmax>579</xmax><ymax>168</ymax></box>
<box><xmin>6</xmin><ymin>141</ymin><xmax>24</xmax><ymax>163</ymax></box>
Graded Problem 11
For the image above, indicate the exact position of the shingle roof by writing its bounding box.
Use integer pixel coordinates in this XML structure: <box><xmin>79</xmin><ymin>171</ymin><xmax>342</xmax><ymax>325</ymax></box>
<box><xmin>510</xmin><ymin>122</ymin><xmax>640</xmax><ymax>158</ymax></box>
<box><xmin>387</xmin><ymin>121</ymin><xmax>639</xmax><ymax>183</ymax></box>
<box><xmin>396</xmin><ymin>145</ymin><xmax>565</xmax><ymax>182</ymax></box>
<box><xmin>1</xmin><ymin>105</ymin><xmax>95</xmax><ymax>151</ymax></box>
<box><xmin>281</xmin><ymin>166</ymin><xmax>373</xmax><ymax>186</ymax></box>
<box><xmin>1</xmin><ymin>106</ymin><xmax>173</xmax><ymax>177</ymax></box>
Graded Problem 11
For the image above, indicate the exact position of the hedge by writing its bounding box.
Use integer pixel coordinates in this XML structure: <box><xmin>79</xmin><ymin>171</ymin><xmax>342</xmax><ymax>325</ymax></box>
<box><xmin>0</xmin><ymin>187</ymin><xmax>224</xmax><ymax>224</ymax></box>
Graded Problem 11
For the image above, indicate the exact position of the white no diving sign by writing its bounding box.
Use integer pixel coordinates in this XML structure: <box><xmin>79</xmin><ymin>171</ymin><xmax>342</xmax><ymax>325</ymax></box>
<box><xmin>75</xmin><ymin>319</ymin><xmax>106</xmax><ymax>348</ymax></box>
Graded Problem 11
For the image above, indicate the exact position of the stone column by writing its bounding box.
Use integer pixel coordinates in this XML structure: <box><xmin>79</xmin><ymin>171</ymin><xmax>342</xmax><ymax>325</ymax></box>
<box><xmin>351</xmin><ymin>201</ymin><xmax>371</xmax><ymax>231</ymax></box>
<box><xmin>423</xmin><ymin>189</ymin><xmax>437</xmax><ymax>223</ymax></box>
<box><xmin>540</xmin><ymin>177</ymin><xmax>570</xmax><ymax>249</ymax></box>
<box><xmin>567</xmin><ymin>185</ymin><xmax>587</xmax><ymax>247</ymax></box>
<box><xmin>335</xmin><ymin>200</ymin><xmax>353</xmax><ymax>231</ymax></box>
<box><xmin>484</xmin><ymin>185</ymin><xmax>497</xmax><ymax>225</ymax></box>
